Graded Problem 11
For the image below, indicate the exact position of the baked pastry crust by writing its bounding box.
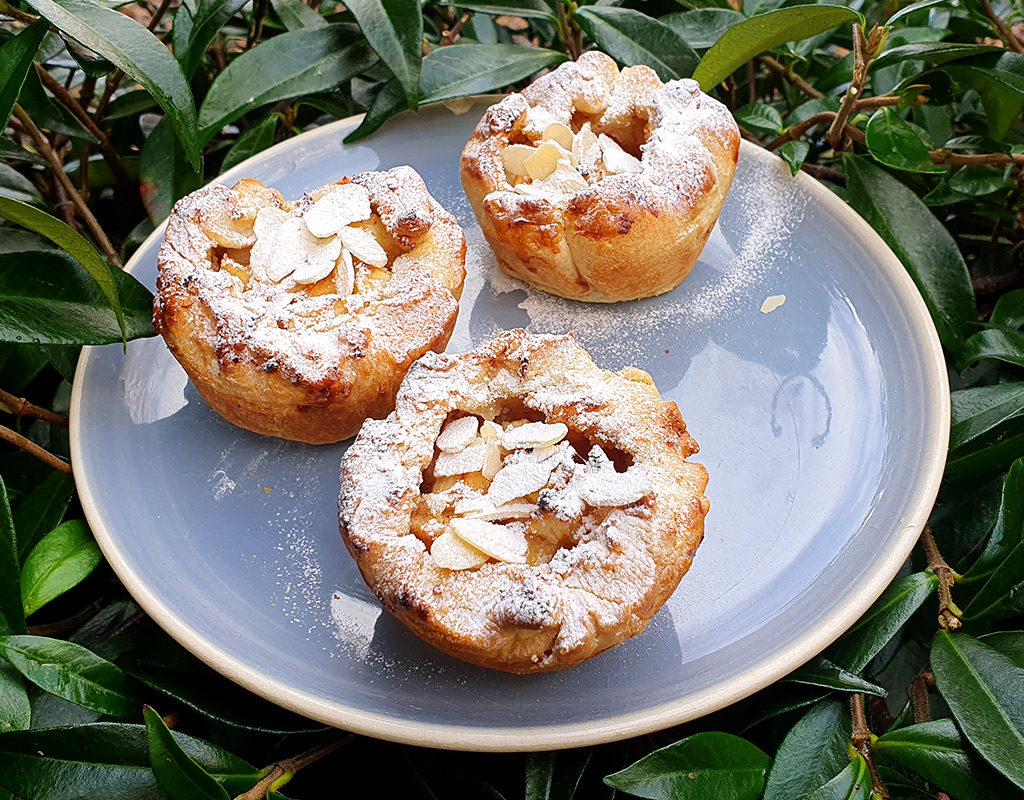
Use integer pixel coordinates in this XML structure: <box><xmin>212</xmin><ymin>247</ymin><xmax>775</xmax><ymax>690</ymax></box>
<box><xmin>338</xmin><ymin>330</ymin><xmax>709</xmax><ymax>672</ymax></box>
<box><xmin>460</xmin><ymin>51</ymin><xmax>740</xmax><ymax>303</ymax></box>
<box><xmin>154</xmin><ymin>168</ymin><xmax>466</xmax><ymax>444</ymax></box>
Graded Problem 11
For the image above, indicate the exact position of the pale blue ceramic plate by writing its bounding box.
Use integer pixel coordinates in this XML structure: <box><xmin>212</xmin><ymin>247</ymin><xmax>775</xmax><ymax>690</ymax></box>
<box><xmin>71</xmin><ymin>98</ymin><xmax>948</xmax><ymax>751</ymax></box>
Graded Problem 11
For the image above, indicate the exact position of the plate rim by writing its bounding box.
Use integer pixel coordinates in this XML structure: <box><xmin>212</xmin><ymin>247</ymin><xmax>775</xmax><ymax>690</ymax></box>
<box><xmin>70</xmin><ymin>98</ymin><xmax>950</xmax><ymax>751</ymax></box>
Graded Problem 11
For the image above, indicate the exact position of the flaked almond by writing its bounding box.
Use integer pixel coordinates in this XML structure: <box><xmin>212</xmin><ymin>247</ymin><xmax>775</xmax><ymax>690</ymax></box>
<box><xmin>479</xmin><ymin>420</ymin><xmax>502</xmax><ymax>442</ymax></box>
<box><xmin>543</xmin><ymin>122</ymin><xmax>574</xmax><ymax>150</ymax></box>
<box><xmin>450</xmin><ymin>518</ymin><xmax>527</xmax><ymax>563</ymax></box>
<box><xmin>290</xmin><ymin>235</ymin><xmax>342</xmax><ymax>285</ymax></box>
<box><xmin>335</xmin><ymin>248</ymin><xmax>355</xmax><ymax>295</ymax></box>
<box><xmin>339</xmin><ymin>225</ymin><xmax>388</xmax><ymax>268</ymax></box>
<box><xmin>430</xmin><ymin>529</ymin><xmax>489</xmax><ymax>570</ymax></box>
<box><xmin>524</xmin><ymin>142</ymin><xmax>565</xmax><ymax>181</ymax></box>
<box><xmin>199</xmin><ymin>205</ymin><xmax>255</xmax><ymax>249</ymax></box>
<box><xmin>486</xmin><ymin>457</ymin><xmax>558</xmax><ymax>507</ymax></box>
<box><xmin>599</xmin><ymin>133</ymin><xmax>642</xmax><ymax>174</ymax></box>
<box><xmin>436</xmin><ymin>416</ymin><xmax>480</xmax><ymax>454</ymax></box>
<box><xmin>303</xmin><ymin>183</ymin><xmax>372</xmax><ymax>238</ymax></box>
<box><xmin>434</xmin><ymin>441</ymin><xmax>488</xmax><ymax>477</ymax></box>
<box><xmin>501</xmin><ymin>421</ymin><xmax>568</xmax><ymax>450</ymax></box>
<box><xmin>572</xmin><ymin>122</ymin><xmax>602</xmax><ymax>175</ymax></box>
<box><xmin>502</xmin><ymin>144</ymin><xmax>536</xmax><ymax>177</ymax></box>
<box><xmin>481</xmin><ymin>440</ymin><xmax>503</xmax><ymax>480</ymax></box>
<box><xmin>469</xmin><ymin>501</ymin><xmax>535</xmax><ymax>521</ymax></box>
<box><xmin>579</xmin><ymin>469</ymin><xmax>652</xmax><ymax>507</ymax></box>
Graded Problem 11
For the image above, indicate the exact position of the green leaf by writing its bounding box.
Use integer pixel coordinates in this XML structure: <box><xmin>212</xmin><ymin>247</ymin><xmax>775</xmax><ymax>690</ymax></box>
<box><xmin>777</xmin><ymin>140</ymin><xmax>809</xmax><ymax>174</ymax></box>
<box><xmin>198</xmin><ymin>25</ymin><xmax>375</xmax><ymax>144</ymax></box>
<box><xmin>0</xmin><ymin>20</ymin><xmax>48</xmax><ymax>130</ymax></box>
<box><xmin>693</xmin><ymin>5</ymin><xmax>862</xmax><ymax>90</ymax></box>
<box><xmin>763</xmin><ymin>699</ymin><xmax>852</xmax><ymax>800</ymax></box>
<box><xmin>950</xmin><ymin>385</ymin><xmax>1024</xmax><ymax>453</ymax></box>
<box><xmin>865</xmin><ymin>107</ymin><xmax>945</xmax><ymax>174</ymax></box>
<box><xmin>24</xmin><ymin>0</ymin><xmax>200</xmax><ymax>168</ymax></box>
<box><xmin>144</xmin><ymin>706</ymin><xmax>230</xmax><ymax>800</ymax></box>
<box><xmin>0</xmin><ymin>723</ymin><xmax>261</xmax><ymax>799</ymax></box>
<box><xmin>0</xmin><ymin>660</ymin><xmax>30</xmax><ymax>732</ymax></box>
<box><xmin>221</xmin><ymin>114</ymin><xmax>279</xmax><ymax>173</ymax></box>
<box><xmin>344</xmin><ymin>76</ymin><xmax>405</xmax><ymax>142</ymax></box>
<box><xmin>0</xmin><ymin>162</ymin><xmax>44</xmax><ymax>206</ymax></box>
<box><xmin>574</xmin><ymin>7</ymin><xmax>700</xmax><ymax>81</ymax></box>
<box><xmin>12</xmin><ymin>471</ymin><xmax>75</xmax><ymax>562</ymax></box>
<box><xmin>0</xmin><ymin>196</ymin><xmax>126</xmax><ymax>344</ymax></box>
<box><xmin>16</xmin><ymin>67</ymin><xmax>96</xmax><ymax>142</ymax></box>
<box><xmin>875</xmin><ymin>719</ymin><xmax>1015</xmax><ymax>800</ymax></box>
<box><xmin>0</xmin><ymin>476</ymin><xmax>25</xmax><ymax>637</ymax></box>
<box><xmin>604</xmin><ymin>732</ymin><xmax>769</xmax><ymax>799</ymax></box>
<box><xmin>871</xmin><ymin>42</ymin><xmax>1003</xmax><ymax>72</ymax></box>
<box><xmin>419</xmin><ymin>44</ymin><xmax>567</xmax><ymax>103</ymax></box>
<box><xmin>843</xmin><ymin>155</ymin><xmax>977</xmax><ymax>354</ymax></box>
<box><xmin>886</xmin><ymin>0</ymin><xmax>952</xmax><ymax>25</ymax></box>
<box><xmin>0</xmin><ymin>635</ymin><xmax>138</xmax><ymax>718</ymax></box>
<box><xmin>785</xmin><ymin>658</ymin><xmax>886</xmax><ymax>696</ymax></box>
<box><xmin>957</xmin><ymin>328</ymin><xmax>1024</xmax><ymax>372</ymax></box>
<box><xmin>346</xmin><ymin>0</ymin><xmax>421</xmax><ymax>110</ymax></box>
<box><xmin>175</xmin><ymin>0</ymin><xmax>251</xmax><ymax>79</ymax></box>
<box><xmin>802</xmin><ymin>756</ymin><xmax>870</xmax><ymax>800</ymax></box>
<box><xmin>947</xmin><ymin>430</ymin><xmax>1024</xmax><ymax>478</ymax></box>
<box><xmin>931</xmin><ymin>631</ymin><xmax>1024</xmax><ymax>789</ymax></box>
<box><xmin>0</xmin><ymin>139</ymin><xmax>45</xmax><ymax>166</ymax></box>
<box><xmin>660</xmin><ymin>9</ymin><xmax>746</xmax><ymax>50</ymax></box>
<box><xmin>270</xmin><ymin>0</ymin><xmax>326</xmax><ymax>30</ymax></box>
<box><xmin>824</xmin><ymin>572</ymin><xmax>938</xmax><ymax>673</ymax></box>
<box><xmin>932</xmin><ymin>53</ymin><xmax>1024</xmax><ymax>139</ymax></box>
<box><xmin>102</xmin><ymin>88</ymin><xmax>158</xmax><ymax>120</ymax></box>
<box><xmin>525</xmin><ymin>749</ymin><xmax>592</xmax><ymax>800</ymax></box>
<box><xmin>437</xmin><ymin>0</ymin><xmax>556</xmax><ymax>21</ymax></box>
<box><xmin>140</xmin><ymin>117</ymin><xmax>204</xmax><ymax>225</ymax></box>
<box><xmin>734</xmin><ymin>103</ymin><xmax>784</xmax><ymax>135</ymax></box>
<box><xmin>980</xmin><ymin>631</ymin><xmax>1024</xmax><ymax>666</ymax></box>
<box><xmin>964</xmin><ymin>534</ymin><xmax>1024</xmax><ymax>622</ymax></box>
<box><xmin>991</xmin><ymin>289</ymin><xmax>1024</xmax><ymax>330</ymax></box>
<box><xmin>20</xmin><ymin>519</ymin><xmax>102</xmax><ymax>617</ymax></box>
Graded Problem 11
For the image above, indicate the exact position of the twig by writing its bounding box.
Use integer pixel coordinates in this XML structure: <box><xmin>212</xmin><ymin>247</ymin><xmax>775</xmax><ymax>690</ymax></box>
<box><xmin>35</xmin><ymin>65</ymin><xmax>133</xmax><ymax>196</ymax></box>
<box><xmin>827</xmin><ymin>23</ymin><xmax>868</xmax><ymax>150</ymax></box>
<box><xmin>909</xmin><ymin>667</ymin><xmax>936</xmax><ymax>724</ymax></box>
<box><xmin>146</xmin><ymin>0</ymin><xmax>174</xmax><ymax>31</ymax></box>
<box><xmin>746</xmin><ymin>60</ymin><xmax>757</xmax><ymax>105</ymax></box>
<box><xmin>235</xmin><ymin>736</ymin><xmax>355</xmax><ymax>800</ymax></box>
<box><xmin>930</xmin><ymin>150</ymin><xmax>1024</xmax><ymax>167</ymax></box>
<box><xmin>12</xmin><ymin>104</ymin><xmax>122</xmax><ymax>266</ymax></box>
<box><xmin>760</xmin><ymin>55</ymin><xmax>824</xmax><ymax>99</ymax></box>
<box><xmin>851</xmin><ymin>694</ymin><xmax>890</xmax><ymax>800</ymax></box>
<box><xmin>855</xmin><ymin>94</ymin><xmax>927</xmax><ymax>110</ymax></box>
<box><xmin>921</xmin><ymin>526</ymin><xmax>962</xmax><ymax>631</ymax></box>
<box><xmin>0</xmin><ymin>0</ymin><xmax>37</xmax><ymax>23</ymax></box>
<box><xmin>980</xmin><ymin>0</ymin><xmax>1024</xmax><ymax>52</ymax></box>
<box><xmin>441</xmin><ymin>11</ymin><xmax>473</xmax><ymax>45</ymax></box>
<box><xmin>28</xmin><ymin>601</ymin><xmax>102</xmax><ymax>635</ymax></box>
<box><xmin>974</xmin><ymin>270</ymin><xmax>1024</xmax><ymax>296</ymax></box>
<box><xmin>0</xmin><ymin>388</ymin><xmax>69</xmax><ymax>428</ymax></box>
<box><xmin>248</xmin><ymin>0</ymin><xmax>269</xmax><ymax>49</ymax></box>
<box><xmin>767</xmin><ymin>112</ymin><xmax>837</xmax><ymax>150</ymax></box>
<box><xmin>801</xmin><ymin>162</ymin><xmax>846</xmax><ymax>185</ymax></box>
<box><xmin>557</xmin><ymin>2</ymin><xmax>581</xmax><ymax>60</ymax></box>
<box><xmin>0</xmin><ymin>423</ymin><xmax>72</xmax><ymax>474</ymax></box>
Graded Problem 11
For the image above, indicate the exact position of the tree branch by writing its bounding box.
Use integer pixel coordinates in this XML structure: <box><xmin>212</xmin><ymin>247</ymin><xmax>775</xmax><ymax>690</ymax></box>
<box><xmin>980</xmin><ymin>0</ymin><xmax>1024</xmax><ymax>53</ymax></box>
<box><xmin>0</xmin><ymin>0</ymin><xmax>37</xmax><ymax>23</ymax></box>
<box><xmin>921</xmin><ymin>526</ymin><xmax>962</xmax><ymax>631</ymax></box>
<box><xmin>0</xmin><ymin>388</ymin><xmax>69</xmax><ymax>428</ymax></box>
<box><xmin>235</xmin><ymin>736</ymin><xmax>355</xmax><ymax>800</ymax></box>
<box><xmin>827</xmin><ymin>23</ymin><xmax>868</xmax><ymax>151</ymax></box>
<box><xmin>759</xmin><ymin>55</ymin><xmax>824</xmax><ymax>99</ymax></box>
<box><xmin>0</xmin><ymin>423</ymin><xmax>72</xmax><ymax>474</ymax></box>
<box><xmin>930</xmin><ymin>150</ymin><xmax>1024</xmax><ymax>167</ymax></box>
<box><xmin>851</xmin><ymin>694</ymin><xmax>890</xmax><ymax>800</ymax></box>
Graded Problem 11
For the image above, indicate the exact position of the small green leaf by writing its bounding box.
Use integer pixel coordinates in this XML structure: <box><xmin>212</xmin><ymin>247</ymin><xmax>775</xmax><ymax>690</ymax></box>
<box><xmin>660</xmin><ymin>9</ymin><xmax>746</xmax><ymax>50</ymax></box>
<box><xmin>957</xmin><ymin>329</ymin><xmax>1024</xmax><ymax>372</ymax></box>
<box><xmin>574</xmin><ymin>7</ymin><xmax>700</xmax><ymax>81</ymax></box>
<box><xmin>0</xmin><ymin>162</ymin><xmax>45</xmax><ymax>206</ymax></box>
<box><xmin>871</xmin><ymin>42</ymin><xmax>1003</xmax><ymax>72</ymax></box>
<box><xmin>950</xmin><ymin>386</ymin><xmax>1024</xmax><ymax>453</ymax></box>
<box><xmin>270</xmin><ymin>0</ymin><xmax>326</xmax><ymax>30</ymax></box>
<box><xmin>139</xmin><ymin>117</ymin><xmax>204</xmax><ymax>225</ymax></box>
<box><xmin>875</xmin><ymin>719</ymin><xmax>1015</xmax><ymax>800</ymax></box>
<box><xmin>604</xmin><ymin>732</ymin><xmax>769</xmax><ymax>799</ymax></box>
<box><xmin>843</xmin><ymin>154</ymin><xmax>977</xmax><ymax>354</ymax></box>
<box><xmin>733</xmin><ymin>103</ymin><xmax>784</xmax><ymax>135</ymax></box>
<box><xmin>174</xmin><ymin>0</ymin><xmax>251</xmax><ymax>79</ymax></box>
<box><xmin>979</xmin><ymin>631</ymin><xmax>1024</xmax><ymax>666</ymax></box>
<box><xmin>0</xmin><ymin>20</ymin><xmax>49</xmax><ymax>130</ymax></box>
<box><xmin>931</xmin><ymin>631</ymin><xmax>1024</xmax><ymax>789</ymax></box>
<box><xmin>0</xmin><ymin>476</ymin><xmax>26</xmax><ymax>637</ymax></box>
<box><xmin>964</xmin><ymin>530</ymin><xmax>1024</xmax><ymax>622</ymax></box>
<box><xmin>785</xmin><ymin>658</ymin><xmax>886</xmax><ymax>696</ymax></box>
<box><xmin>930</xmin><ymin>53</ymin><xmax>1024</xmax><ymax>139</ymax></box>
<box><xmin>0</xmin><ymin>196</ymin><xmax>126</xmax><ymax>343</ymax></box>
<box><xmin>693</xmin><ymin>5</ymin><xmax>862</xmax><ymax>90</ymax></box>
<box><xmin>20</xmin><ymin>519</ymin><xmax>102</xmax><ymax>617</ymax></box>
<box><xmin>198</xmin><ymin>25</ymin><xmax>375</xmax><ymax>144</ymax></box>
<box><xmin>865</xmin><ymin>108</ymin><xmax>945</xmax><ymax>174</ymax></box>
<box><xmin>0</xmin><ymin>635</ymin><xmax>138</xmax><ymax>718</ymax></box>
<box><xmin>346</xmin><ymin>0</ymin><xmax>422</xmax><ymax>110</ymax></box>
<box><xmin>12</xmin><ymin>471</ymin><xmax>75</xmax><ymax>562</ymax></box>
<box><xmin>437</xmin><ymin>0</ymin><xmax>556</xmax><ymax>21</ymax></box>
<box><xmin>777</xmin><ymin>140</ymin><xmax>809</xmax><ymax>174</ymax></box>
<box><xmin>525</xmin><ymin>749</ymin><xmax>593</xmax><ymax>800</ymax></box>
<box><xmin>824</xmin><ymin>571</ymin><xmax>938</xmax><ymax>673</ymax></box>
<box><xmin>886</xmin><ymin>0</ymin><xmax>951</xmax><ymax>25</ymax></box>
<box><xmin>419</xmin><ymin>44</ymin><xmax>567</xmax><ymax>103</ymax></box>
<box><xmin>991</xmin><ymin>289</ymin><xmax>1024</xmax><ymax>330</ymax></box>
<box><xmin>801</xmin><ymin>756</ymin><xmax>870</xmax><ymax>800</ymax></box>
<box><xmin>763</xmin><ymin>699</ymin><xmax>852</xmax><ymax>800</ymax></box>
<box><xmin>0</xmin><ymin>660</ymin><xmax>30</xmax><ymax>732</ymax></box>
<box><xmin>25</xmin><ymin>0</ymin><xmax>200</xmax><ymax>168</ymax></box>
<box><xmin>221</xmin><ymin>114</ymin><xmax>279</xmax><ymax>174</ymax></box>
<box><xmin>0</xmin><ymin>139</ymin><xmax>45</xmax><ymax>166</ymax></box>
<box><xmin>144</xmin><ymin>706</ymin><xmax>230</xmax><ymax>800</ymax></box>
<box><xmin>344</xmin><ymin>76</ymin><xmax>405</xmax><ymax>142</ymax></box>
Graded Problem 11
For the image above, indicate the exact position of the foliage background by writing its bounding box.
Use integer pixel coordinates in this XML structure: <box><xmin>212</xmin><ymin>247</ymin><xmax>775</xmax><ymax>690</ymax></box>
<box><xmin>1</xmin><ymin>0</ymin><xmax>1024</xmax><ymax>795</ymax></box>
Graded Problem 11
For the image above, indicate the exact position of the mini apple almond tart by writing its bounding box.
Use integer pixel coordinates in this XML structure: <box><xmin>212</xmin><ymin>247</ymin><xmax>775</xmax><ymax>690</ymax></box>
<box><xmin>338</xmin><ymin>329</ymin><xmax>709</xmax><ymax>673</ymax></box>
<box><xmin>461</xmin><ymin>51</ymin><xmax>740</xmax><ymax>303</ymax></box>
<box><xmin>154</xmin><ymin>167</ymin><xmax>466</xmax><ymax>444</ymax></box>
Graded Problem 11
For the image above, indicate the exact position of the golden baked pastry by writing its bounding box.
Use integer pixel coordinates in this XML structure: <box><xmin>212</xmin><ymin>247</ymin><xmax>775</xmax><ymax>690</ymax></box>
<box><xmin>154</xmin><ymin>168</ymin><xmax>466</xmax><ymax>445</ymax></box>
<box><xmin>460</xmin><ymin>51</ymin><xmax>740</xmax><ymax>303</ymax></box>
<box><xmin>339</xmin><ymin>330</ymin><xmax>709</xmax><ymax>672</ymax></box>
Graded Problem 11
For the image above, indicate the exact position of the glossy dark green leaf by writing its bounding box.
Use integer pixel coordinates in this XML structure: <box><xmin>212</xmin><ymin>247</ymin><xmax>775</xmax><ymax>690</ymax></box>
<box><xmin>221</xmin><ymin>113</ymin><xmax>279</xmax><ymax>173</ymax></box>
<box><xmin>931</xmin><ymin>631</ymin><xmax>1024</xmax><ymax>789</ymax></box>
<box><xmin>951</xmin><ymin>385</ymin><xmax>1024</xmax><ymax>453</ymax></box>
<box><xmin>198</xmin><ymin>25</ymin><xmax>375</xmax><ymax>143</ymax></box>
<box><xmin>784</xmin><ymin>658</ymin><xmax>886</xmax><ymax>696</ymax></box>
<box><xmin>0</xmin><ymin>162</ymin><xmax>44</xmax><ymax>206</ymax></box>
<box><xmin>660</xmin><ymin>8</ymin><xmax>745</xmax><ymax>49</ymax></box>
<box><xmin>991</xmin><ymin>289</ymin><xmax>1024</xmax><ymax>329</ymax></box>
<box><xmin>344</xmin><ymin>76</ymin><xmax>405</xmax><ymax>142</ymax></box>
<box><xmin>419</xmin><ymin>44</ymin><xmax>566</xmax><ymax>103</ymax></box>
<box><xmin>824</xmin><ymin>571</ymin><xmax>938</xmax><ymax>673</ymax></box>
<box><xmin>979</xmin><ymin>631</ymin><xmax>1024</xmax><ymax>666</ymax></box>
<box><xmin>20</xmin><ymin>519</ymin><xmax>102</xmax><ymax>617</ymax></box>
<box><xmin>24</xmin><ymin>0</ymin><xmax>200</xmax><ymax>167</ymax></box>
<box><xmin>0</xmin><ymin>635</ymin><xmax>138</xmax><ymax>718</ymax></box>
<box><xmin>875</xmin><ymin>719</ymin><xmax>1015</xmax><ymax>800</ymax></box>
<box><xmin>947</xmin><ymin>429</ymin><xmax>1024</xmax><ymax>478</ymax></box>
<box><xmin>140</xmin><ymin>117</ymin><xmax>204</xmax><ymax>225</ymax></box>
<box><xmin>932</xmin><ymin>53</ymin><xmax>1024</xmax><ymax>139</ymax></box>
<box><xmin>733</xmin><ymin>103</ymin><xmax>784</xmax><ymax>134</ymax></box>
<box><xmin>693</xmin><ymin>5</ymin><xmax>862</xmax><ymax>90</ymax></box>
<box><xmin>144</xmin><ymin>706</ymin><xmax>229</xmax><ymax>800</ymax></box>
<box><xmin>0</xmin><ymin>196</ymin><xmax>125</xmax><ymax>342</ymax></box>
<box><xmin>741</xmin><ymin>685</ymin><xmax>832</xmax><ymax>731</ymax></box>
<box><xmin>604</xmin><ymin>732</ymin><xmax>769</xmax><ymax>799</ymax></box>
<box><xmin>948</xmin><ymin>166</ymin><xmax>1011</xmax><ymax>196</ymax></box>
<box><xmin>763</xmin><ymin>699</ymin><xmax>852</xmax><ymax>800</ymax></box>
<box><xmin>0</xmin><ymin>476</ymin><xmax>26</xmax><ymax>636</ymax></box>
<box><xmin>437</xmin><ymin>0</ymin><xmax>556</xmax><ymax>21</ymax></box>
<box><xmin>964</xmin><ymin>534</ymin><xmax>1024</xmax><ymax>621</ymax></box>
<box><xmin>0</xmin><ymin>723</ymin><xmax>261</xmax><ymax>798</ymax></box>
<box><xmin>886</xmin><ymin>0</ymin><xmax>950</xmax><ymax>25</ymax></box>
<box><xmin>16</xmin><ymin>67</ymin><xmax>96</xmax><ymax>142</ymax></box>
<box><xmin>526</xmin><ymin>749</ymin><xmax>592</xmax><ymax>800</ymax></box>
<box><xmin>270</xmin><ymin>0</ymin><xmax>326</xmax><ymax>30</ymax></box>
<box><xmin>843</xmin><ymin>155</ymin><xmax>976</xmax><ymax>354</ymax></box>
<box><xmin>174</xmin><ymin>0</ymin><xmax>251</xmax><ymax>79</ymax></box>
<box><xmin>346</xmin><ymin>0</ymin><xmax>421</xmax><ymax>110</ymax></box>
<box><xmin>0</xmin><ymin>139</ymin><xmax>45</xmax><ymax>166</ymax></box>
<box><xmin>62</xmin><ymin>35</ymin><xmax>115</xmax><ymax>77</ymax></box>
<box><xmin>871</xmin><ymin>42</ymin><xmax>1002</xmax><ymax>72</ymax></box>
<box><xmin>0</xmin><ymin>249</ymin><xmax>156</xmax><ymax>346</ymax></box>
<box><xmin>575</xmin><ymin>7</ymin><xmax>700</xmax><ymax>81</ymax></box>
<box><xmin>865</xmin><ymin>108</ymin><xmax>945</xmax><ymax>174</ymax></box>
<box><xmin>957</xmin><ymin>329</ymin><xmax>1024</xmax><ymax>372</ymax></box>
<box><xmin>0</xmin><ymin>660</ymin><xmax>30</xmax><ymax>732</ymax></box>
<box><xmin>777</xmin><ymin>140</ymin><xmax>809</xmax><ymax>174</ymax></box>
<box><xmin>11</xmin><ymin>471</ymin><xmax>75</xmax><ymax>562</ymax></box>
<box><xmin>0</xmin><ymin>20</ymin><xmax>48</xmax><ymax>130</ymax></box>
<box><xmin>802</xmin><ymin>756</ymin><xmax>870</xmax><ymax>800</ymax></box>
